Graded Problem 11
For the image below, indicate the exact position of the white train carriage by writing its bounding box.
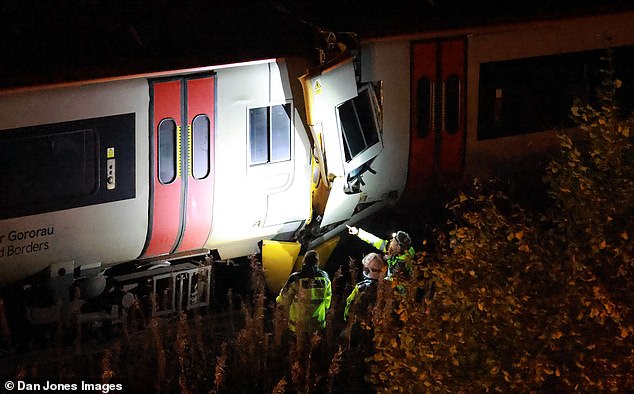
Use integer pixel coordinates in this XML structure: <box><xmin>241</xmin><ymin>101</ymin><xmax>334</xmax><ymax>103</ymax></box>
<box><xmin>0</xmin><ymin>79</ymin><xmax>149</xmax><ymax>286</ymax></box>
<box><xmin>358</xmin><ymin>9</ymin><xmax>634</xmax><ymax>198</ymax></box>
<box><xmin>0</xmin><ymin>29</ymin><xmax>408</xmax><ymax>324</ymax></box>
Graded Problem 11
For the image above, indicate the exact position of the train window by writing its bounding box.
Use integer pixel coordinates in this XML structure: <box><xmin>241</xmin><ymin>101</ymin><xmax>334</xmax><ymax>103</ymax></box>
<box><xmin>249</xmin><ymin>103</ymin><xmax>292</xmax><ymax>165</ymax></box>
<box><xmin>192</xmin><ymin>115</ymin><xmax>210</xmax><ymax>180</ymax></box>
<box><xmin>445</xmin><ymin>75</ymin><xmax>461</xmax><ymax>134</ymax></box>
<box><xmin>270</xmin><ymin>104</ymin><xmax>291</xmax><ymax>162</ymax></box>
<box><xmin>416</xmin><ymin>77</ymin><xmax>432</xmax><ymax>137</ymax></box>
<box><xmin>249</xmin><ymin>107</ymin><xmax>268</xmax><ymax>165</ymax></box>
<box><xmin>158</xmin><ymin>118</ymin><xmax>177</xmax><ymax>183</ymax></box>
<box><xmin>478</xmin><ymin>45</ymin><xmax>634</xmax><ymax>140</ymax></box>
<box><xmin>0</xmin><ymin>129</ymin><xmax>98</xmax><ymax>204</ymax></box>
<box><xmin>0</xmin><ymin>113</ymin><xmax>135</xmax><ymax>220</ymax></box>
<box><xmin>338</xmin><ymin>87</ymin><xmax>381</xmax><ymax>162</ymax></box>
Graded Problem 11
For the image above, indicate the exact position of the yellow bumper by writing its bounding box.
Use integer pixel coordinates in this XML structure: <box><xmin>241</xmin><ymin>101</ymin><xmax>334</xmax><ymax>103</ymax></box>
<box><xmin>262</xmin><ymin>236</ymin><xmax>340</xmax><ymax>293</ymax></box>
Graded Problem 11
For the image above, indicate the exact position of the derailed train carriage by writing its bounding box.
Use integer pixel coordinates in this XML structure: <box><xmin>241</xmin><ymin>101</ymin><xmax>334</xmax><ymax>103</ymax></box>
<box><xmin>356</xmin><ymin>7</ymin><xmax>634</xmax><ymax>198</ymax></box>
<box><xmin>0</xmin><ymin>3</ymin><xmax>406</xmax><ymax>328</ymax></box>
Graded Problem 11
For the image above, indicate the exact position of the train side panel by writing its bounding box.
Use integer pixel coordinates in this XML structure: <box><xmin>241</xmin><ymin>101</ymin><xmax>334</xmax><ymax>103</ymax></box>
<box><xmin>0</xmin><ymin>59</ymin><xmax>315</xmax><ymax>286</ymax></box>
<box><xmin>358</xmin><ymin>40</ymin><xmax>411</xmax><ymax>203</ymax></box>
<box><xmin>207</xmin><ymin>61</ymin><xmax>311</xmax><ymax>259</ymax></box>
<box><xmin>361</xmin><ymin>11</ymin><xmax>634</xmax><ymax>198</ymax></box>
<box><xmin>0</xmin><ymin>80</ymin><xmax>150</xmax><ymax>285</ymax></box>
<box><xmin>465</xmin><ymin>11</ymin><xmax>634</xmax><ymax>179</ymax></box>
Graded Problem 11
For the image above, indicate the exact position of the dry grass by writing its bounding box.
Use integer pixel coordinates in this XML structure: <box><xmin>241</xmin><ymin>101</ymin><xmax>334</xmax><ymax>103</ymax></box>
<box><xmin>0</xmin><ymin>256</ymin><xmax>374</xmax><ymax>393</ymax></box>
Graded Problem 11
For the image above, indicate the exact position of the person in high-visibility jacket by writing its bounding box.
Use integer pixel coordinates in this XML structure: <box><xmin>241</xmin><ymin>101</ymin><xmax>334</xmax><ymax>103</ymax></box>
<box><xmin>344</xmin><ymin>252</ymin><xmax>385</xmax><ymax>322</ymax></box>
<box><xmin>347</xmin><ymin>225</ymin><xmax>415</xmax><ymax>278</ymax></box>
<box><xmin>276</xmin><ymin>250</ymin><xmax>332</xmax><ymax>334</ymax></box>
<box><xmin>341</xmin><ymin>252</ymin><xmax>384</xmax><ymax>348</ymax></box>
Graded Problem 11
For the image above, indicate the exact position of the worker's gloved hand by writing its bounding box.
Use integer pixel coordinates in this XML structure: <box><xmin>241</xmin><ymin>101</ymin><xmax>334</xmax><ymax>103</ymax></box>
<box><xmin>346</xmin><ymin>225</ymin><xmax>359</xmax><ymax>235</ymax></box>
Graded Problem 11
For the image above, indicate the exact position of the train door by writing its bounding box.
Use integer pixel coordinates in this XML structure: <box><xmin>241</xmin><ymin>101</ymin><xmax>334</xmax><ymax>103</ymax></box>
<box><xmin>406</xmin><ymin>37</ymin><xmax>466</xmax><ymax>197</ymax></box>
<box><xmin>142</xmin><ymin>75</ymin><xmax>215</xmax><ymax>257</ymax></box>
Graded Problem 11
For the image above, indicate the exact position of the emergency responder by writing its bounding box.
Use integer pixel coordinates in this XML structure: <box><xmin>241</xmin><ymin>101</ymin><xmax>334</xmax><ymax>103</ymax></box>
<box><xmin>343</xmin><ymin>252</ymin><xmax>385</xmax><ymax>322</ymax></box>
<box><xmin>276</xmin><ymin>250</ymin><xmax>332</xmax><ymax>334</ymax></box>
<box><xmin>346</xmin><ymin>225</ymin><xmax>415</xmax><ymax>278</ymax></box>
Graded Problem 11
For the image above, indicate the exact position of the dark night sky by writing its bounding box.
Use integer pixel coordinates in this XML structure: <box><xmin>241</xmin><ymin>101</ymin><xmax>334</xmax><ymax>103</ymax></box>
<box><xmin>1</xmin><ymin>0</ymin><xmax>633</xmax><ymax>89</ymax></box>
<box><xmin>0</xmin><ymin>1</ymin><xmax>319</xmax><ymax>89</ymax></box>
<box><xmin>279</xmin><ymin>0</ymin><xmax>634</xmax><ymax>37</ymax></box>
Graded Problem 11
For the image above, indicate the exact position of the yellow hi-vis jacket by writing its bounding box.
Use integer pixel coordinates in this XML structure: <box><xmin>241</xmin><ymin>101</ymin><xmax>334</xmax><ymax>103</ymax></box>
<box><xmin>344</xmin><ymin>277</ymin><xmax>378</xmax><ymax>322</ymax></box>
<box><xmin>356</xmin><ymin>228</ymin><xmax>415</xmax><ymax>278</ymax></box>
<box><xmin>276</xmin><ymin>266</ymin><xmax>332</xmax><ymax>333</ymax></box>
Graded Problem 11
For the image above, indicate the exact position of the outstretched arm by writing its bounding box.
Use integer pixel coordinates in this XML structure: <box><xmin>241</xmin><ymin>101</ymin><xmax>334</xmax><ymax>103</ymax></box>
<box><xmin>349</xmin><ymin>226</ymin><xmax>388</xmax><ymax>253</ymax></box>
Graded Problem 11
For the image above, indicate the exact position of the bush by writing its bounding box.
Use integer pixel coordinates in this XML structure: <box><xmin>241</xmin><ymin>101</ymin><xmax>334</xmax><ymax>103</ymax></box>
<box><xmin>368</xmin><ymin>65</ymin><xmax>634</xmax><ymax>392</ymax></box>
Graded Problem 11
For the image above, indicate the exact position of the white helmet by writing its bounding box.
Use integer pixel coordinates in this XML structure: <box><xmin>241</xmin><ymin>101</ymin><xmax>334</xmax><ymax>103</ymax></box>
<box><xmin>362</xmin><ymin>252</ymin><xmax>384</xmax><ymax>280</ymax></box>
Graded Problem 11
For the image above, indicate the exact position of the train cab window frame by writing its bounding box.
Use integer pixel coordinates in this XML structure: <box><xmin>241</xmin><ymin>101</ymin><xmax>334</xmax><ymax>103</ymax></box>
<box><xmin>337</xmin><ymin>84</ymin><xmax>383</xmax><ymax>173</ymax></box>
<box><xmin>192</xmin><ymin>114</ymin><xmax>211</xmax><ymax>180</ymax></box>
<box><xmin>248</xmin><ymin>103</ymin><xmax>292</xmax><ymax>166</ymax></box>
<box><xmin>158</xmin><ymin>118</ymin><xmax>178</xmax><ymax>184</ymax></box>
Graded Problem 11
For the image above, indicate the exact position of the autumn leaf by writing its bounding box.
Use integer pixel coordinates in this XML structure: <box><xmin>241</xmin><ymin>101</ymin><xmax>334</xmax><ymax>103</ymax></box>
<box><xmin>621</xmin><ymin>327</ymin><xmax>631</xmax><ymax>338</ymax></box>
